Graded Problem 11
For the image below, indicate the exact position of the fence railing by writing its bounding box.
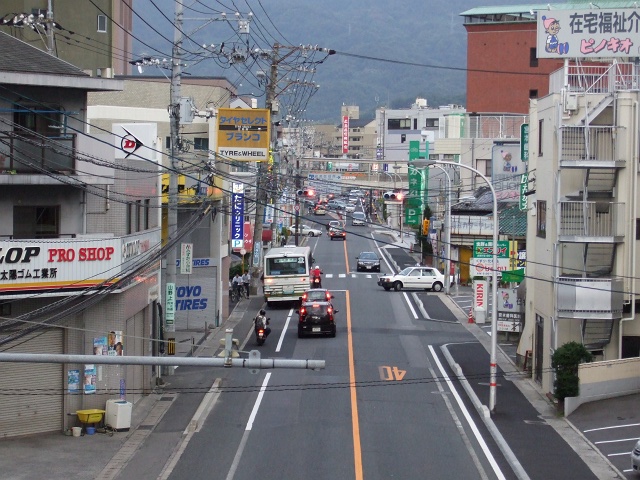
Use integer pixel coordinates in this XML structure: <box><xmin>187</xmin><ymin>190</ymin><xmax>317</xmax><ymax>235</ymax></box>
<box><xmin>0</xmin><ymin>133</ymin><xmax>75</xmax><ymax>173</ymax></box>
<box><xmin>559</xmin><ymin>201</ymin><xmax>625</xmax><ymax>237</ymax></box>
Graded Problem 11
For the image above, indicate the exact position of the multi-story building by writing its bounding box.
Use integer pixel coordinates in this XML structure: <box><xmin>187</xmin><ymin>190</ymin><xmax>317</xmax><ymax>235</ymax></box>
<box><xmin>87</xmin><ymin>76</ymin><xmax>235</xmax><ymax>322</ymax></box>
<box><xmin>527</xmin><ymin>61</ymin><xmax>640</xmax><ymax>394</ymax></box>
<box><xmin>2</xmin><ymin>0</ymin><xmax>133</xmax><ymax>76</ymax></box>
<box><xmin>461</xmin><ymin>5</ymin><xmax>563</xmax><ymax>114</ymax></box>
<box><xmin>0</xmin><ymin>32</ymin><xmax>162</xmax><ymax>437</ymax></box>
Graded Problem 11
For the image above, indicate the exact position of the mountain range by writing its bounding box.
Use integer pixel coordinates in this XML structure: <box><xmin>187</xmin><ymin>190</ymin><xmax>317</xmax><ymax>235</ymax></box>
<box><xmin>133</xmin><ymin>0</ymin><xmax>528</xmax><ymax>121</ymax></box>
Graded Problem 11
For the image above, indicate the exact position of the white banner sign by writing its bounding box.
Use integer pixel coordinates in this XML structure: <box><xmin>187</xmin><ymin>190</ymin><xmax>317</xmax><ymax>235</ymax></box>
<box><xmin>470</xmin><ymin>257</ymin><xmax>511</xmax><ymax>277</ymax></box>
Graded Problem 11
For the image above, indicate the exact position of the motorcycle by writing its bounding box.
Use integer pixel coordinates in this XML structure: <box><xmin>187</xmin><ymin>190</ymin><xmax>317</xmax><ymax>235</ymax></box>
<box><xmin>255</xmin><ymin>317</ymin><xmax>270</xmax><ymax>346</ymax></box>
<box><xmin>311</xmin><ymin>276</ymin><xmax>322</xmax><ymax>288</ymax></box>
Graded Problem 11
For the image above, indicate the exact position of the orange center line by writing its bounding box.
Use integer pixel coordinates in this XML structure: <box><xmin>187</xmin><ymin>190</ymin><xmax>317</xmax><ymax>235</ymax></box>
<box><xmin>346</xmin><ymin>290</ymin><xmax>363</xmax><ymax>479</ymax></box>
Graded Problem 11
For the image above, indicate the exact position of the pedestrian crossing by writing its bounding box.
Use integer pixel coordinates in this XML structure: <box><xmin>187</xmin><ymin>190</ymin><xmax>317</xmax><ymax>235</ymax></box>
<box><xmin>325</xmin><ymin>273</ymin><xmax>377</xmax><ymax>279</ymax></box>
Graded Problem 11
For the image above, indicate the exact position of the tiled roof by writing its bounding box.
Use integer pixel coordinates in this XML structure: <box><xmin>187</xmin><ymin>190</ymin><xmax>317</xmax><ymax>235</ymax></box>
<box><xmin>0</xmin><ymin>31</ymin><xmax>88</xmax><ymax>77</ymax></box>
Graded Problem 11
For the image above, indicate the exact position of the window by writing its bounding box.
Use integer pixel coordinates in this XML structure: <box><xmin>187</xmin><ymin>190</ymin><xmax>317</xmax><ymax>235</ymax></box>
<box><xmin>476</xmin><ymin>159</ymin><xmax>491</xmax><ymax>176</ymax></box>
<box><xmin>538</xmin><ymin>119</ymin><xmax>544</xmax><ymax>156</ymax></box>
<box><xmin>14</xmin><ymin>108</ymin><xmax>62</xmax><ymax>137</ymax></box>
<box><xmin>425</xmin><ymin>119</ymin><xmax>439</xmax><ymax>128</ymax></box>
<box><xmin>193</xmin><ymin>138</ymin><xmax>209</xmax><ymax>151</ymax></box>
<box><xmin>388</xmin><ymin>118</ymin><xmax>411</xmax><ymax>130</ymax></box>
<box><xmin>144</xmin><ymin>199</ymin><xmax>150</xmax><ymax>230</ymax></box>
<box><xmin>97</xmin><ymin>15</ymin><xmax>107</xmax><ymax>33</ymax></box>
<box><xmin>530</xmin><ymin>47</ymin><xmax>538</xmax><ymax>67</ymax></box>
<box><xmin>165</xmin><ymin>136</ymin><xmax>171</xmax><ymax>150</ymax></box>
<box><xmin>529</xmin><ymin>89</ymin><xmax>538</xmax><ymax>99</ymax></box>
<box><xmin>13</xmin><ymin>206</ymin><xmax>60</xmax><ymax>239</ymax></box>
<box><xmin>536</xmin><ymin>200</ymin><xmax>546</xmax><ymax>238</ymax></box>
<box><xmin>636</xmin><ymin>218</ymin><xmax>640</xmax><ymax>240</ymax></box>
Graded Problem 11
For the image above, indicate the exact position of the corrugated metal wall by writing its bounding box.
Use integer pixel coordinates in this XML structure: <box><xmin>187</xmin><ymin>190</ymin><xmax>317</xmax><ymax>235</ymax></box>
<box><xmin>0</xmin><ymin>330</ymin><xmax>63</xmax><ymax>437</ymax></box>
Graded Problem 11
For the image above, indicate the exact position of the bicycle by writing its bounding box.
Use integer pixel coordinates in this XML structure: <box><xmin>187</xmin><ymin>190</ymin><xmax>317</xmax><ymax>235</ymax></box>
<box><xmin>230</xmin><ymin>284</ymin><xmax>246</xmax><ymax>302</ymax></box>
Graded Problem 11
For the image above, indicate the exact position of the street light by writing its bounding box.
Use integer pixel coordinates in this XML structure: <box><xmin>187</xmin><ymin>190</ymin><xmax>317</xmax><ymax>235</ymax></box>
<box><xmin>424</xmin><ymin>160</ymin><xmax>499</xmax><ymax>414</ymax></box>
<box><xmin>429</xmin><ymin>165</ymin><xmax>452</xmax><ymax>295</ymax></box>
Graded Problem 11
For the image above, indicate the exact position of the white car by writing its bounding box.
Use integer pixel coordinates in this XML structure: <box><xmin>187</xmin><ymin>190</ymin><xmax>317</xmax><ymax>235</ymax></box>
<box><xmin>288</xmin><ymin>224</ymin><xmax>323</xmax><ymax>237</ymax></box>
<box><xmin>377</xmin><ymin>266</ymin><xmax>446</xmax><ymax>292</ymax></box>
<box><xmin>344</xmin><ymin>204</ymin><xmax>356</xmax><ymax>213</ymax></box>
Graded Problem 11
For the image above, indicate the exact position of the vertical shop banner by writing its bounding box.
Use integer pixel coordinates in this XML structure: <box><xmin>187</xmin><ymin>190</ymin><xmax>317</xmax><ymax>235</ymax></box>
<box><xmin>180</xmin><ymin>243</ymin><xmax>193</xmax><ymax>275</ymax></box>
<box><xmin>405</xmin><ymin>164</ymin><xmax>424</xmax><ymax>225</ymax></box>
<box><xmin>243</xmin><ymin>222</ymin><xmax>254</xmax><ymax>252</ymax></box>
<box><xmin>231</xmin><ymin>182</ymin><xmax>244</xmax><ymax>250</ymax></box>
<box><xmin>342</xmin><ymin>116</ymin><xmax>349</xmax><ymax>154</ymax></box>
<box><xmin>68</xmin><ymin>369</ymin><xmax>80</xmax><ymax>394</ymax></box>
<box><xmin>165</xmin><ymin>283</ymin><xmax>175</xmax><ymax>331</ymax></box>
<box><xmin>84</xmin><ymin>364</ymin><xmax>96</xmax><ymax>394</ymax></box>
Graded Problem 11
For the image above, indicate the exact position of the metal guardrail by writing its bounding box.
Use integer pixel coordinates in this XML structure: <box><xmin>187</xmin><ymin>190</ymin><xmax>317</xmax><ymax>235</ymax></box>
<box><xmin>550</xmin><ymin>62</ymin><xmax>640</xmax><ymax>94</ymax></box>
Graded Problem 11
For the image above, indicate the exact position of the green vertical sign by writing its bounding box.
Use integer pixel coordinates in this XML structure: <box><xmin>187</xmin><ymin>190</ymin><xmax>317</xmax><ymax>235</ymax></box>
<box><xmin>520</xmin><ymin>123</ymin><xmax>529</xmax><ymax>161</ymax></box>
<box><xmin>406</xmin><ymin>165</ymin><xmax>423</xmax><ymax>225</ymax></box>
<box><xmin>519</xmin><ymin>172</ymin><xmax>528</xmax><ymax>211</ymax></box>
<box><xmin>409</xmin><ymin>141</ymin><xmax>421</xmax><ymax>161</ymax></box>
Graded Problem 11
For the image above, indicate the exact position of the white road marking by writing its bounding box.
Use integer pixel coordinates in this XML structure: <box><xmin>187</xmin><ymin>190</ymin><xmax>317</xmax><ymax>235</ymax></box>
<box><xmin>402</xmin><ymin>292</ymin><xmax>419</xmax><ymax>319</ymax></box>
<box><xmin>275</xmin><ymin>309</ymin><xmax>293</xmax><ymax>352</ymax></box>
<box><xmin>325</xmin><ymin>273</ymin><xmax>334</xmax><ymax>278</ymax></box>
<box><xmin>584</xmin><ymin>422</ymin><xmax>640</xmax><ymax>433</ymax></box>
<box><xmin>339</xmin><ymin>273</ymin><xmax>346</xmax><ymax>278</ymax></box>
<box><xmin>225</xmin><ymin>374</ymin><xmax>271</xmax><ymax>480</ymax></box>
<box><xmin>428</xmin><ymin>346</ymin><xmax>507</xmax><ymax>480</ymax></box>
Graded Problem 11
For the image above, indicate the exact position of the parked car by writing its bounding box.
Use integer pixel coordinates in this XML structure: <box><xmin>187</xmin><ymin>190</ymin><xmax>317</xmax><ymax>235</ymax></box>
<box><xmin>351</xmin><ymin>212</ymin><xmax>366</xmax><ymax>225</ymax></box>
<box><xmin>377</xmin><ymin>266</ymin><xmax>446</xmax><ymax>292</ymax></box>
<box><xmin>329</xmin><ymin>227</ymin><xmax>346</xmax><ymax>241</ymax></box>
<box><xmin>288</xmin><ymin>224</ymin><xmax>323</xmax><ymax>237</ymax></box>
<box><xmin>297</xmin><ymin>301</ymin><xmax>337</xmax><ymax>337</ymax></box>
<box><xmin>356</xmin><ymin>251</ymin><xmax>381</xmax><ymax>272</ymax></box>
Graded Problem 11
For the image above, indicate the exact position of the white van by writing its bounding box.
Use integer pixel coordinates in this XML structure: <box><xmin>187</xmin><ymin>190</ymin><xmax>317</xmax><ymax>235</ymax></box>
<box><xmin>351</xmin><ymin>212</ymin><xmax>366</xmax><ymax>226</ymax></box>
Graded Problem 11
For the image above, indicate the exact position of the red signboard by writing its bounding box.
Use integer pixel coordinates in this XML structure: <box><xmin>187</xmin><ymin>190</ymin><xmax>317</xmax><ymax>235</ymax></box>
<box><xmin>342</xmin><ymin>116</ymin><xmax>349</xmax><ymax>154</ymax></box>
<box><xmin>243</xmin><ymin>222</ymin><xmax>254</xmax><ymax>252</ymax></box>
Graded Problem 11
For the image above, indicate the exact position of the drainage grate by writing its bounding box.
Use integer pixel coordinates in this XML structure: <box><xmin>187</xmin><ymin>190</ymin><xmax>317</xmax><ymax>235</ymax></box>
<box><xmin>160</xmin><ymin>396</ymin><xmax>174</xmax><ymax>401</ymax></box>
<box><xmin>137</xmin><ymin>424</ymin><xmax>153</xmax><ymax>430</ymax></box>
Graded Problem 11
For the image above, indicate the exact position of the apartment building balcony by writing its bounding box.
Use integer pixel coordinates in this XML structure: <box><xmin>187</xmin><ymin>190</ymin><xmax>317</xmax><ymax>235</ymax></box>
<box><xmin>0</xmin><ymin>133</ymin><xmax>115</xmax><ymax>186</ymax></box>
<box><xmin>550</xmin><ymin>61</ymin><xmax>640</xmax><ymax>96</ymax></box>
<box><xmin>559</xmin><ymin>201</ymin><xmax>625</xmax><ymax>242</ymax></box>
<box><xmin>559</xmin><ymin>125</ymin><xmax>624</xmax><ymax>169</ymax></box>
<box><xmin>556</xmin><ymin>276</ymin><xmax>624</xmax><ymax>320</ymax></box>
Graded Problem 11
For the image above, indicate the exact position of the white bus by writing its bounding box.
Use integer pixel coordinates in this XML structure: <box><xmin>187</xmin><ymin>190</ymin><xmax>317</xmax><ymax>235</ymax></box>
<box><xmin>263</xmin><ymin>245</ymin><xmax>313</xmax><ymax>305</ymax></box>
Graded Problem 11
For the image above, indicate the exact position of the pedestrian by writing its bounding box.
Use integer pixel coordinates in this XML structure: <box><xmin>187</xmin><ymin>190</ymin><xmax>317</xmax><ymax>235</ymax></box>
<box><xmin>232</xmin><ymin>273</ymin><xmax>243</xmax><ymax>298</ymax></box>
<box><xmin>242</xmin><ymin>271</ymin><xmax>251</xmax><ymax>298</ymax></box>
<box><xmin>280</xmin><ymin>235</ymin><xmax>287</xmax><ymax>247</ymax></box>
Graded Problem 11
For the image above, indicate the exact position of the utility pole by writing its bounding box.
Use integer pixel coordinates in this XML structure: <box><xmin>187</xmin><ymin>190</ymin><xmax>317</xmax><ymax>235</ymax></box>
<box><xmin>252</xmin><ymin>44</ymin><xmax>280</xmax><ymax>276</ymax></box>
<box><xmin>164</xmin><ymin>1</ymin><xmax>183</xmax><ymax>375</ymax></box>
<box><xmin>46</xmin><ymin>0</ymin><xmax>54</xmax><ymax>55</ymax></box>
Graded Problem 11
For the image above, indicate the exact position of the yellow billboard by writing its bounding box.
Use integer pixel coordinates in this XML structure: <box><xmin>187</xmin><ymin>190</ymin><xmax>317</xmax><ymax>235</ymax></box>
<box><xmin>216</xmin><ymin>108</ymin><xmax>270</xmax><ymax>162</ymax></box>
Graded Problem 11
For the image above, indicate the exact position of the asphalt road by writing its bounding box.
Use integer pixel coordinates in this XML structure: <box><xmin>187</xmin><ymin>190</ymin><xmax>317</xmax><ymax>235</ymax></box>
<box><xmin>112</xmin><ymin>207</ymin><xmax>621</xmax><ymax>480</ymax></box>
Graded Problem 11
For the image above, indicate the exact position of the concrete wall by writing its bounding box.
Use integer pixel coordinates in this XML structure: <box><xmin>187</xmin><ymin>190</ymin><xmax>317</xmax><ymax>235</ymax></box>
<box><xmin>564</xmin><ymin>357</ymin><xmax>640</xmax><ymax>415</ymax></box>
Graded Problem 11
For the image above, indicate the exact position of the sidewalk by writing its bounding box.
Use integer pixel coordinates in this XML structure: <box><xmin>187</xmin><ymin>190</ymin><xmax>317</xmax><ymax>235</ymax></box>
<box><xmin>0</xmin><ymin>295</ymin><xmax>264</xmax><ymax>480</ymax></box>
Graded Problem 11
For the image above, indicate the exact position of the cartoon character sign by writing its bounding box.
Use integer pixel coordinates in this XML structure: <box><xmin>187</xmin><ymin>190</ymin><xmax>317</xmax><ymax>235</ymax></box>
<box><xmin>543</xmin><ymin>16</ymin><xmax>569</xmax><ymax>55</ymax></box>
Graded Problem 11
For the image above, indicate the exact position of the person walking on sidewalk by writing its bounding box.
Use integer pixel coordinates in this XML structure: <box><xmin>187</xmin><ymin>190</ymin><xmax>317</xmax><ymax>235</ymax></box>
<box><xmin>242</xmin><ymin>271</ymin><xmax>251</xmax><ymax>298</ymax></box>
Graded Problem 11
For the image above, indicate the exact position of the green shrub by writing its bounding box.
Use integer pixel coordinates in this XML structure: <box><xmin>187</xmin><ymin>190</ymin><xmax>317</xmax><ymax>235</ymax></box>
<box><xmin>551</xmin><ymin>342</ymin><xmax>593</xmax><ymax>400</ymax></box>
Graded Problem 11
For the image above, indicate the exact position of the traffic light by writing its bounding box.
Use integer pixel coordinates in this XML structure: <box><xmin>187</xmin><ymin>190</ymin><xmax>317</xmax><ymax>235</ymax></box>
<box><xmin>297</xmin><ymin>188</ymin><xmax>315</xmax><ymax>197</ymax></box>
<box><xmin>383</xmin><ymin>191</ymin><xmax>403</xmax><ymax>201</ymax></box>
<box><xmin>422</xmin><ymin>219</ymin><xmax>430</xmax><ymax>235</ymax></box>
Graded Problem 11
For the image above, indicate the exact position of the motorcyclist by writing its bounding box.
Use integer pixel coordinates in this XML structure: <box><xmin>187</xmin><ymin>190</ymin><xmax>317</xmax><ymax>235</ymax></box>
<box><xmin>311</xmin><ymin>265</ymin><xmax>323</xmax><ymax>288</ymax></box>
<box><xmin>254</xmin><ymin>309</ymin><xmax>271</xmax><ymax>338</ymax></box>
